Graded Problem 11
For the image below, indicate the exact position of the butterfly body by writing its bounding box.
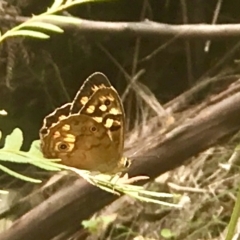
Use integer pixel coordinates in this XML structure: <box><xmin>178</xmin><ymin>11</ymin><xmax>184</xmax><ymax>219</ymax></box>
<box><xmin>40</xmin><ymin>72</ymin><xmax>129</xmax><ymax>174</ymax></box>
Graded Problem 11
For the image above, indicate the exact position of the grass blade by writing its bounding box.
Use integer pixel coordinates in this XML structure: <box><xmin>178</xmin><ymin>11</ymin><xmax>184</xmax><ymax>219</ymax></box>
<box><xmin>0</xmin><ymin>163</ymin><xmax>42</xmax><ymax>183</ymax></box>
<box><xmin>25</xmin><ymin>22</ymin><xmax>64</xmax><ymax>33</ymax></box>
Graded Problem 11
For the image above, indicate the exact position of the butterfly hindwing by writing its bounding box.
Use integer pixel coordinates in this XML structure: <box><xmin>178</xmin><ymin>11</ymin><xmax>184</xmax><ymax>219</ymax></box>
<box><xmin>40</xmin><ymin>103</ymin><xmax>71</xmax><ymax>139</ymax></box>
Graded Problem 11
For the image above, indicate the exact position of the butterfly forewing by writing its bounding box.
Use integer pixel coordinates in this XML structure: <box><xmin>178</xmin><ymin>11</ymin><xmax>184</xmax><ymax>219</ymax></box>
<box><xmin>70</xmin><ymin>72</ymin><xmax>112</xmax><ymax>114</ymax></box>
<box><xmin>79</xmin><ymin>87</ymin><xmax>125</xmax><ymax>158</ymax></box>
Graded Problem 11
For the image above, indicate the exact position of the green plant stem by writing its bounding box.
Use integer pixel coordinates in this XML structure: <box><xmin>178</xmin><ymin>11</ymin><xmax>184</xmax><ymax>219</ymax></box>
<box><xmin>225</xmin><ymin>184</ymin><xmax>240</xmax><ymax>240</ymax></box>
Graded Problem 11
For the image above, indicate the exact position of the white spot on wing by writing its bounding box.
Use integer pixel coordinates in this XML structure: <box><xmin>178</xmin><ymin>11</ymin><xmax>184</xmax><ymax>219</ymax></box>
<box><xmin>86</xmin><ymin>105</ymin><xmax>95</xmax><ymax>113</ymax></box>
<box><xmin>99</xmin><ymin>105</ymin><xmax>107</xmax><ymax>112</ymax></box>
<box><xmin>105</xmin><ymin>118</ymin><xmax>114</xmax><ymax>128</ymax></box>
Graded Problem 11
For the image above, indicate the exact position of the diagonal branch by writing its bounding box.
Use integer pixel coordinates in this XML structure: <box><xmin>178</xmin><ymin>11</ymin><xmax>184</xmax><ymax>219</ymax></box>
<box><xmin>1</xmin><ymin>86</ymin><xmax>240</xmax><ymax>240</ymax></box>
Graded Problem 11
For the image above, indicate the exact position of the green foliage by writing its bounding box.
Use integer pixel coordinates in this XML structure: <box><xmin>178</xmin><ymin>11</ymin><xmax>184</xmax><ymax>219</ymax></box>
<box><xmin>225</xmin><ymin>148</ymin><xmax>240</xmax><ymax>240</ymax></box>
<box><xmin>0</xmin><ymin>128</ymin><xmax>180</xmax><ymax>206</ymax></box>
<box><xmin>0</xmin><ymin>128</ymin><xmax>68</xmax><ymax>183</ymax></box>
<box><xmin>161</xmin><ymin>228</ymin><xmax>175</xmax><ymax>239</ymax></box>
<box><xmin>70</xmin><ymin>167</ymin><xmax>182</xmax><ymax>207</ymax></box>
<box><xmin>82</xmin><ymin>215</ymin><xmax>117</xmax><ymax>233</ymax></box>
<box><xmin>0</xmin><ymin>0</ymin><xmax>106</xmax><ymax>43</ymax></box>
<box><xmin>0</xmin><ymin>0</ymin><xmax>180</xmax><ymax>207</ymax></box>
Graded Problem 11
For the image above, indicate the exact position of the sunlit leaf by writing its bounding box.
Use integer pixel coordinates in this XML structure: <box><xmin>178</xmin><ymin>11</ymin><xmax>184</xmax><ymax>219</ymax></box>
<box><xmin>29</xmin><ymin>160</ymin><xmax>62</xmax><ymax>171</ymax></box>
<box><xmin>161</xmin><ymin>228</ymin><xmax>175</xmax><ymax>238</ymax></box>
<box><xmin>25</xmin><ymin>22</ymin><xmax>64</xmax><ymax>33</ymax></box>
<box><xmin>3</xmin><ymin>128</ymin><xmax>23</xmax><ymax>151</ymax></box>
<box><xmin>138</xmin><ymin>189</ymin><xmax>179</xmax><ymax>198</ymax></box>
<box><xmin>0</xmin><ymin>127</ymin><xmax>69</xmax><ymax>183</ymax></box>
<box><xmin>9</xmin><ymin>30</ymin><xmax>50</xmax><ymax>39</ymax></box>
<box><xmin>28</xmin><ymin>140</ymin><xmax>44</xmax><ymax>157</ymax></box>
<box><xmin>127</xmin><ymin>192</ymin><xmax>181</xmax><ymax>207</ymax></box>
<box><xmin>82</xmin><ymin>214</ymin><xmax>117</xmax><ymax>233</ymax></box>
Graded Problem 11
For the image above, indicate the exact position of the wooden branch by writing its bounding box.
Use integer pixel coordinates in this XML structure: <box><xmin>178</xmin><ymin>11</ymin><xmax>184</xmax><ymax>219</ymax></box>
<box><xmin>130</xmin><ymin>91</ymin><xmax>240</xmax><ymax>178</ymax></box>
<box><xmin>2</xmin><ymin>14</ymin><xmax>240</xmax><ymax>39</ymax></box>
<box><xmin>67</xmin><ymin>21</ymin><xmax>240</xmax><ymax>39</ymax></box>
<box><xmin>1</xmin><ymin>89</ymin><xmax>240</xmax><ymax>240</ymax></box>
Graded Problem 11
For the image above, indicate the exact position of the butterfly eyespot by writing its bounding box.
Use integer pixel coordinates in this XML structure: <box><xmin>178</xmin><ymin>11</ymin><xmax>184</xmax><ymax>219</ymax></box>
<box><xmin>90</xmin><ymin>126</ymin><xmax>97</xmax><ymax>132</ymax></box>
<box><xmin>104</xmin><ymin>99</ymin><xmax>111</xmax><ymax>106</ymax></box>
<box><xmin>57</xmin><ymin>142</ymin><xmax>69</xmax><ymax>151</ymax></box>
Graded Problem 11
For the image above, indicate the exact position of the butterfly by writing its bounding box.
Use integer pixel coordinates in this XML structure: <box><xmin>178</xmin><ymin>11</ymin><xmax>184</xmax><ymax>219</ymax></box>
<box><xmin>39</xmin><ymin>72</ymin><xmax>130</xmax><ymax>174</ymax></box>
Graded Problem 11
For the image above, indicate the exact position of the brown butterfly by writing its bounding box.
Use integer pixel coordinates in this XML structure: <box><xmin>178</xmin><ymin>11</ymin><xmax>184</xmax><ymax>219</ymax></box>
<box><xmin>40</xmin><ymin>72</ymin><xmax>130</xmax><ymax>174</ymax></box>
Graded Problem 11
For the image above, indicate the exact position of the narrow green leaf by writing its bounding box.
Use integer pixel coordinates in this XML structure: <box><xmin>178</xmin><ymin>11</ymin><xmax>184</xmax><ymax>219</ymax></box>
<box><xmin>0</xmin><ymin>151</ymin><xmax>30</xmax><ymax>163</ymax></box>
<box><xmin>0</xmin><ymin>164</ymin><xmax>42</xmax><ymax>183</ymax></box>
<box><xmin>127</xmin><ymin>192</ymin><xmax>180</xmax><ymax>207</ymax></box>
<box><xmin>3</xmin><ymin>128</ymin><xmax>23</xmax><ymax>151</ymax></box>
<box><xmin>50</xmin><ymin>0</ymin><xmax>65</xmax><ymax>10</ymax></box>
<box><xmin>28</xmin><ymin>140</ymin><xmax>44</xmax><ymax>157</ymax></box>
<box><xmin>29</xmin><ymin>160</ymin><xmax>62</xmax><ymax>171</ymax></box>
<box><xmin>9</xmin><ymin>30</ymin><xmax>50</xmax><ymax>39</ymax></box>
<box><xmin>41</xmin><ymin>15</ymin><xmax>82</xmax><ymax>24</ymax></box>
<box><xmin>25</xmin><ymin>22</ymin><xmax>64</xmax><ymax>33</ymax></box>
<box><xmin>138</xmin><ymin>189</ymin><xmax>177</xmax><ymax>198</ymax></box>
<box><xmin>94</xmin><ymin>183</ymin><xmax>118</xmax><ymax>195</ymax></box>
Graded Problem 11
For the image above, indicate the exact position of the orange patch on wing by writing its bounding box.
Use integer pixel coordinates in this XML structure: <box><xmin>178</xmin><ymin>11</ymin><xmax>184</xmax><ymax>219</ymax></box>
<box><xmin>105</xmin><ymin>118</ymin><xmax>114</xmax><ymax>128</ymax></box>
<box><xmin>53</xmin><ymin>131</ymin><xmax>61</xmax><ymax>138</ymax></box>
<box><xmin>109</xmin><ymin>108</ymin><xmax>121</xmax><ymax>115</ymax></box>
<box><xmin>59</xmin><ymin>115</ymin><xmax>67</xmax><ymax>121</ymax></box>
<box><xmin>93</xmin><ymin>117</ymin><xmax>102</xmax><ymax>123</ymax></box>
<box><xmin>86</xmin><ymin>105</ymin><xmax>95</xmax><ymax>113</ymax></box>
<box><xmin>62</xmin><ymin>124</ymin><xmax>71</xmax><ymax>131</ymax></box>
<box><xmin>108</xmin><ymin>94</ymin><xmax>114</xmax><ymax>101</ymax></box>
<box><xmin>91</xmin><ymin>85</ymin><xmax>100</xmax><ymax>91</ymax></box>
<box><xmin>114</xmin><ymin>120</ymin><xmax>121</xmax><ymax>125</ymax></box>
<box><xmin>99</xmin><ymin>104</ymin><xmax>107</xmax><ymax>112</ymax></box>
<box><xmin>63</xmin><ymin>134</ymin><xmax>76</xmax><ymax>143</ymax></box>
<box><xmin>99</xmin><ymin>96</ymin><xmax>106</xmax><ymax>102</ymax></box>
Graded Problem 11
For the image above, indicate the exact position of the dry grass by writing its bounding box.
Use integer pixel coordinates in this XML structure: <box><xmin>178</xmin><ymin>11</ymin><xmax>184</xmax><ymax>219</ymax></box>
<box><xmin>82</xmin><ymin>134</ymin><xmax>240</xmax><ymax>240</ymax></box>
<box><xmin>79</xmin><ymin>69</ymin><xmax>240</xmax><ymax>240</ymax></box>
<box><xmin>1</xmin><ymin>70</ymin><xmax>239</xmax><ymax>240</ymax></box>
